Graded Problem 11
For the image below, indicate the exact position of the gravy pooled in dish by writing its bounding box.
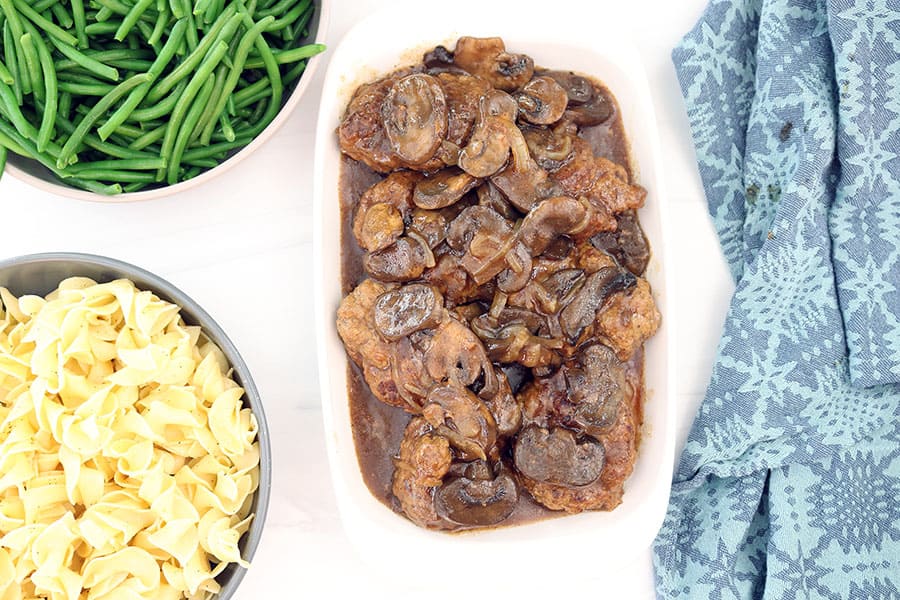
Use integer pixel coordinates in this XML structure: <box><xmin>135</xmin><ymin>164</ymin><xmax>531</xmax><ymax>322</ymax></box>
<box><xmin>335</xmin><ymin>37</ymin><xmax>661</xmax><ymax>531</ymax></box>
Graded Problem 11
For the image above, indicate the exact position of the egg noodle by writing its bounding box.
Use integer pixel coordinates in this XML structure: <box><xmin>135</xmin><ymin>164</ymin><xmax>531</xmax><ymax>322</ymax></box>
<box><xmin>0</xmin><ymin>278</ymin><xmax>260</xmax><ymax>600</ymax></box>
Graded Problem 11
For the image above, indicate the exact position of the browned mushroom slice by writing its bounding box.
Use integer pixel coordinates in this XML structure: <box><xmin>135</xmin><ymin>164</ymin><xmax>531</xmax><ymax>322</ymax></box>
<box><xmin>382</xmin><ymin>73</ymin><xmax>448</xmax><ymax>165</ymax></box>
<box><xmin>517</xmin><ymin>196</ymin><xmax>590</xmax><ymax>255</ymax></box>
<box><xmin>485</xmin><ymin>369</ymin><xmax>522</xmax><ymax>437</ymax></box>
<box><xmin>452</xmin><ymin>37</ymin><xmax>534</xmax><ymax>91</ymax></box>
<box><xmin>446</xmin><ymin>205</ymin><xmax>516</xmax><ymax>285</ymax></box>
<box><xmin>413</xmin><ymin>168</ymin><xmax>481</xmax><ymax>210</ymax></box>
<box><xmin>541</xmin><ymin>70</ymin><xmax>594</xmax><ymax>105</ymax></box>
<box><xmin>471</xmin><ymin>307</ymin><xmax>563</xmax><ymax>368</ymax></box>
<box><xmin>353</xmin><ymin>171</ymin><xmax>420</xmax><ymax>252</ymax></box>
<box><xmin>591</xmin><ymin>210</ymin><xmax>651</xmax><ymax>276</ymax></box>
<box><xmin>496</xmin><ymin>242</ymin><xmax>533</xmax><ymax>294</ymax></box>
<box><xmin>458</xmin><ymin>91</ymin><xmax>517</xmax><ymax>178</ymax></box>
<box><xmin>522</xmin><ymin>123</ymin><xmax>577</xmax><ymax>171</ymax></box>
<box><xmin>513</xmin><ymin>425</ymin><xmax>605</xmax><ymax>487</ymax></box>
<box><xmin>559</xmin><ymin>267</ymin><xmax>637</xmax><ymax>344</ymax></box>
<box><xmin>477</xmin><ymin>180</ymin><xmax>520</xmax><ymax>220</ymax></box>
<box><xmin>435</xmin><ymin>463</ymin><xmax>518</xmax><ymax>526</ymax></box>
<box><xmin>338</xmin><ymin>75</ymin><xmax>403</xmax><ymax>172</ymax></box>
<box><xmin>490</xmin><ymin>122</ymin><xmax>558</xmax><ymax>213</ymax></box>
<box><xmin>424</xmin><ymin>316</ymin><xmax>497</xmax><ymax>395</ymax></box>
<box><xmin>363</xmin><ymin>237</ymin><xmax>429</xmax><ymax>282</ymax></box>
<box><xmin>564</xmin><ymin>344</ymin><xmax>626</xmax><ymax>437</ymax></box>
<box><xmin>373</xmin><ymin>284</ymin><xmax>444</xmax><ymax>341</ymax></box>
<box><xmin>434</xmin><ymin>71</ymin><xmax>493</xmax><ymax>152</ymax></box>
<box><xmin>422</xmin><ymin>383</ymin><xmax>497</xmax><ymax>461</ymax></box>
<box><xmin>515</xmin><ymin>76</ymin><xmax>568</xmax><ymax>125</ymax></box>
<box><xmin>422</xmin><ymin>251</ymin><xmax>485</xmax><ymax>307</ymax></box>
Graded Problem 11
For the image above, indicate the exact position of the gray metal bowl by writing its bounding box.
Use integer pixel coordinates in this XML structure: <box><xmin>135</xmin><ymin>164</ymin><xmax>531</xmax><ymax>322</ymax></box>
<box><xmin>3</xmin><ymin>0</ymin><xmax>329</xmax><ymax>203</ymax></box>
<box><xmin>0</xmin><ymin>252</ymin><xmax>271</xmax><ymax>599</ymax></box>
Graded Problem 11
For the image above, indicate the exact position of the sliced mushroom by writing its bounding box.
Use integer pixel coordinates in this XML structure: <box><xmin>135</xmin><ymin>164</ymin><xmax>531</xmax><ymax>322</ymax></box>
<box><xmin>485</xmin><ymin>369</ymin><xmax>522</xmax><ymax>437</ymax></box>
<box><xmin>363</xmin><ymin>237</ymin><xmax>428</xmax><ymax>282</ymax></box>
<box><xmin>517</xmin><ymin>196</ymin><xmax>590</xmax><ymax>256</ymax></box>
<box><xmin>471</xmin><ymin>307</ymin><xmax>563</xmax><ymax>368</ymax></box>
<box><xmin>435</xmin><ymin>464</ymin><xmax>517</xmax><ymax>526</ymax></box>
<box><xmin>513</xmin><ymin>425</ymin><xmax>605</xmax><ymax>487</ymax></box>
<box><xmin>514</xmin><ymin>76</ymin><xmax>568</xmax><ymax>125</ymax></box>
<box><xmin>446</xmin><ymin>205</ymin><xmax>516</xmax><ymax>285</ymax></box>
<box><xmin>560</xmin><ymin>267</ymin><xmax>636</xmax><ymax>343</ymax></box>
<box><xmin>424</xmin><ymin>316</ymin><xmax>497</xmax><ymax>395</ymax></box>
<box><xmin>373</xmin><ymin>284</ymin><xmax>444</xmax><ymax>341</ymax></box>
<box><xmin>452</xmin><ymin>37</ymin><xmax>534</xmax><ymax>91</ymax></box>
<box><xmin>541</xmin><ymin>70</ymin><xmax>594</xmax><ymax>105</ymax></box>
<box><xmin>413</xmin><ymin>168</ymin><xmax>481</xmax><ymax>210</ymax></box>
<box><xmin>522</xmin><ymin>123</ymin><xmax>577</xmax><ymax>171</ymax></box>
<box><xmin>591</xmin><ymin>210</ymin><xmax>651</xmax><ymax>276</ymax></box>
<box><xmin>477</xmin><ymin>180</ymin><xmax>520</xmax><ymax>220</ymax></box>
<box><xmin>382</xmin><ymin>73</ymin><xmax>448</xmax><ymax>165</ymax></box>
<box><xmin>338</xmin><ymin>75</ymin><xmax>403</xmax><ymax>172</ymax></box>
<box><xmin>490</xmin><ymin>121</ymin><xmax>558</xmax><ymax>213</ymax></box>
<box><xmin>565</xmin><ymin>344</ymin><xmax>625</xmax><ymax>436</ymax></box>
<box><xmin>542</xmin><ymin>70</ymin><xmax>615</xmax><ymax>126</ymax></box>
<box><xmin>422</xmin><ymin>383</ymin><xmax>497</xmax><ymax>461</ymax></box>
<box><xmin>458</xmin><ymin>91</ymin><xmax>517</xmax><ymax>178</ymax></box>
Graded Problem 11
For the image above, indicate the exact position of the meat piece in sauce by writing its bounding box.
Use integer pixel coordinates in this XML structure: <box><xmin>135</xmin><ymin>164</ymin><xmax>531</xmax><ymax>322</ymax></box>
<box><xmin>514</xmin><ymin>344</ymin><xmax>637</xmax><ymax>512</ymax></box>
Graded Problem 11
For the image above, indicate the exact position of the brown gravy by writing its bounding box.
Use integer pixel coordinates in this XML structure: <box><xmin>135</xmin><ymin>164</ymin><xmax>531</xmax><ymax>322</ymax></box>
<box><xmin>339</xmin><ymin>83</ymin><xmax>646</xmax><ymax>528</ymax></box>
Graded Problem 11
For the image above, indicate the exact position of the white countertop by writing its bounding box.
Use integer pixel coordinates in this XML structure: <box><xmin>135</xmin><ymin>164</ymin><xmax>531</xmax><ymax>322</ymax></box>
<box><xmin>0</xmin><ymin>0</ymin><xmax>733</xmax><ymax>597</ymax></box>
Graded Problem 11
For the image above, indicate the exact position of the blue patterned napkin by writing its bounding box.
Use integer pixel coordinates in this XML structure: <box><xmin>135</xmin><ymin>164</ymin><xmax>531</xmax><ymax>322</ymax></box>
<box><xmin>653</xmin><ymin>0</ymin><xmax>900</xmax><ymax>597</ymax></box>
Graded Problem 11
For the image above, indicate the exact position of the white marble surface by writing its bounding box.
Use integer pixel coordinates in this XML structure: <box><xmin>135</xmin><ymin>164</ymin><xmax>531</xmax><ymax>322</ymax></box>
<box><xmin>0</xmin><ymin>0</ymin><xmax>734</xmax><ymax>597</ymax></box>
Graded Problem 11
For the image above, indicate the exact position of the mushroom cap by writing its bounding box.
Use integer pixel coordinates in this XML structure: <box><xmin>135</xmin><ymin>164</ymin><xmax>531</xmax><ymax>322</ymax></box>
<box><xmin>413</xmin><ymin>168</ymin><xmax>481</xmax><ymax>210</ymax></box>
<box><xmin>513</xmin><ymin>425</ymin><xmax>605</xmax><ymax>487</ymax></box>
<box><xmin>382</xmin><ymin>73</ymin><xmax>448</xmax><ymax>164</ymax></box>
<box><xmin>434</xmin><ymin>466</ymin><xmax>518</xmax><ymax>526</ymax></box>
<box><xmin>457</xmin><ymin>91</ymin><xmax>517</xmax><ymax>178</ymax></box>
<box><xmin>452</xmin><ymin>36</ymin><xmax>534</xmax><ymax>91</ymax></box>
<box><xmin>515</xmin><ymin>76</ymin><xmax>569</xmax><ymax>125</ymax></box>
<box><xmin>363</xmin><ymin>236</ymin><xmax>428</xmax><ymax>282</ymax></box>
<box><xmin>373</xmin><ymin>284</ymin><xmax>444</xmax><ymax>341</ymax></box>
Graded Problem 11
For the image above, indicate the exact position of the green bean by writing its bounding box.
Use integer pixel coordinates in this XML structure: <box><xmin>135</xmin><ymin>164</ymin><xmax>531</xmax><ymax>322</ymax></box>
<box><xmin>71</xmin><ymin>0</ymin><xmax>87</xmax><ymax>47</ymax></box>
<box><xmin>99</xmin><ymin>19</ymin><xmax>186</xmax><ymax>140</ymax></box>
<box><xmin>12</xmin><ymin>0</ymin><xmax>78</xmax><ymax>46</ymax></box>
<box><xmin>181</xmin><ymin>0</ymin><xmax>199</xmax><ymax>50</ymax></box>
<box><xmin>233</xmin><ymin>83</ymin><xmax>269</xmax><ymax>109</ymax></box>
<box><xmin>147</xmin><ymin>3</ymin><xmax>169</xmax><ymax>45</ymax></box>
<box><xmin>128</xmin><ymin>122</ymin><xmax>166</xmax><ymax>149</ymax></box>
<box><xmin>122</xmin><ymin>181</ymin><xmax>147</xmax><ymax>192</ymax></box>
<box><xmin>195</xmin><ymin>62</ymin><xmax>228</xmax><ymax>143</ymax></box>
<box><xmin>32</xmin><ymin>0</ymin><xmax>56</xmax><ymax>13</ymax></box>
<box><xmin>55</xmin><ymin>49</ymin><xmax>153</xmax><ymax>71</ymax></box>
<box><xmin>0</xmin><ymin>59</ymin><xmax>12</xmax><ymax>85</ymax></box>
<box><xmin>185</xmin><ymin>157</ymin><xmax>217</xmax><ymax>168</ymax></box>
<box><xmin>84</xmin><ymin>21</ymin><xmax>119</xmax><ymax>35</ymax></box>
<box><xmin>65</xmin><ymin>157</ymin><xmax>167</xmax><ymax>173</ymax></box>
<box><xmin>145</xmin><ymin>5</ymin><xmax>237</xmax><ymax>103</ymax></box>
<box><xmin>204</xmin><ymin>0</ymin><xmax>222</xmax><ymax>25</ymax></box>
<box><xmin>49</xmin><ymin>36</ymin><xmax>120</xmax><ymax>81</ymax></box>
<box><xmin>182</xmin><ymin>133</ymin><xmax>252</xmax><ymax>161</ymax></box>
<box><xmin>169</xmin><ymin>71</ymin><xmax>214</xmax><ymax>182</ymax></box>
<box><xmin>0</xmin><ymin>119</ymin><xmax>62</xmax><ymax>174</ymax></box>
<box><xmin>168</xmin><ymin>0</ymin><xmax>185</xmax><ymax>19</ymax></box>
<box><xmin>58</xmin><ymin>81</ymin><xmax>116</xmax><ymax>95</ymax></box>
<box><xmin>158</xmin><ymin>39</ymin><xmax>227</xmax><ymax>182</ymax></box>
<box><xmin>0</xmin><ymin>79</ymin><xmax>36</xmax><ymax>138</ymax></box>
<box><xmin>57</xmin><ymin>73</ymin><xmax>152</xmax><ymax>167</ymax></box>
<box><xmin>58</xmin><ymin>91</ymin><xmax>71</xmax><ymax>120</ymax></box>
<box><xmin>256</xmin><ymin>0</ymin><xmax>303</xmax><ymax>18</ymax></box>
<box><xmin>243</xmin><ymin>42</ymin><xmax>322</xmax><ymax>68</ymax></box>
<box><xmin>2</xmin><ymin>23</ymin><xmax>22</xmax><ymax>103</ymax></box>
<box><xmin>130</xmin><ymin>79</ymin><xmax>186</xmax><ymax>121</ymax></box>
<box><xmin>65</xmin><ymin>169</ymin><xmax>159</xmax><ymax>182</ymax></box>
<box><xmin>263</xmin><ymin>0</ymin><xmax>307</xmax><ymax>31</ymax></box>
<box><xmin>19</xmin><ymin>34</ymin><xmax>44</xmax><ymax>103</ymax></box>
<box><xmin>115</xmin><ymin>0</ymin><xmax>154</xmax><ymax>41</ymax></box>
<box><xmin>94</xmin><ymin>0</ymin><xmax>150</xmax><ymax>19</ymax></box>
<box><xmin>135</xmin><ymin>21</ymin><xmax>158</xmax><ymax>52</ymax></box>
<box><xmin>50</xmin><ymin>4</ymin><xmax>74</xmax><ymax>29</ymax></box>
<box><xmin>218</xmin><ymin>110</ymin><xmax>234</xmax><ymax>141</ymax></box>
<box><xmin>193</xmin><ymin>0</ymin><xmax>212</xmax><ymax>16</ymax></box>
<box><xmin>32</xmin><ymin>26</ymin><xmax>58</xmax><ymax>152</ymax></box>
<box><xmin>53</xmin><ymin>113</ymin><xmax>153</xmax><ymax>160</ymax></box>
<box><xmin>202</xmin><ymin>15</ymin><xmax>273</xmax><ymax>142</ymax></box>
<box><xmin>0</xmin><ymin>0</ymin><xmax>30</xmax><ymax>95</ymax></box>
<box><xmin>0</xmin><ymin>145</ymin><xmax>7</xmax><ymax>174</ymax></box>
<box><xmin>0</xmin><ymin>128</ymin><xmax>31</xmax><ymax>156</ymax></box>
<box><xmin>94</xmin><ymin>7</ymin><xmax>114</xmax><ymax>22</ymax></box>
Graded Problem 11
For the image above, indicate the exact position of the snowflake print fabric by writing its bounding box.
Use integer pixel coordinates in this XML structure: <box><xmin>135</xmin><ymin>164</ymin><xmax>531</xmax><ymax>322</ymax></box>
<box><xmin>654</xmin><ymin>0</ymin><xmax>900</xmax><ymax>597</ymax></box>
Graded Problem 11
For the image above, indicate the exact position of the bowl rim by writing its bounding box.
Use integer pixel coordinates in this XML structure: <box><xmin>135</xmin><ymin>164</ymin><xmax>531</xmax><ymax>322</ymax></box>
<box><xmin>313</xmin><ymin>0</ymin><xmax>677</xmax><ymax>578</ymax></box>
<box><xmin>0</xmin><ymin>251</ymin><xmax>272</xmax><ymax>598</ymax></box>
<box><xmin>2</xmin><ymin>0</ymin><xmax>331</xmax><ymax>204</ymax></box>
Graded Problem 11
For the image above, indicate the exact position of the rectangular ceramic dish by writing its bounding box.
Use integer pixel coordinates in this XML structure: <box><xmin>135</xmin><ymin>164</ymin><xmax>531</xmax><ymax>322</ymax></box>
<box><xmin>313</xmin><ymin>0</ymin><xmax>675</xmax><ymax>583</ymax></box>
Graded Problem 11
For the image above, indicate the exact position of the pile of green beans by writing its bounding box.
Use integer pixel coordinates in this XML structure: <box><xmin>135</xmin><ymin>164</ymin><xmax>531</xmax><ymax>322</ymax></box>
<box><xmin>0</xmin><ymin>0</ymin><xmax>323</xmax><ymax>194</ymax></box>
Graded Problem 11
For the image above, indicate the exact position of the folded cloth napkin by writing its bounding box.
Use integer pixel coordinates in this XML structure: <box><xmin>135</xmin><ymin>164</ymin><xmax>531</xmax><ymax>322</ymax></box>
<box><xmin>653</xmin><ymin>0</ymin><xmax>900</xmax><ymax>597</ymax></box>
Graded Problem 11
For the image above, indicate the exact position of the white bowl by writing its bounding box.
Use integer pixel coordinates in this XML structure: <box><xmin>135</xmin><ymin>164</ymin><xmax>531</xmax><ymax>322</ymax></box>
<box><xmin>313</xmin><ymin>0</ymin><xmax>675</xmax><ymax>583</ymax></box>
<box><xmin>3</xmin><ymin>0</ymin><xmax>329</xmax><ymax>203</ymax></box>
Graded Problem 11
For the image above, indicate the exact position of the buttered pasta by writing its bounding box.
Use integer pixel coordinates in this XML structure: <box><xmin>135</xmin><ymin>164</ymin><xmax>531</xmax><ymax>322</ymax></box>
<box><xmin>0</xmin><ymin>277</ymin><xmax>260</xmax><ymax>600</ymax></box>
